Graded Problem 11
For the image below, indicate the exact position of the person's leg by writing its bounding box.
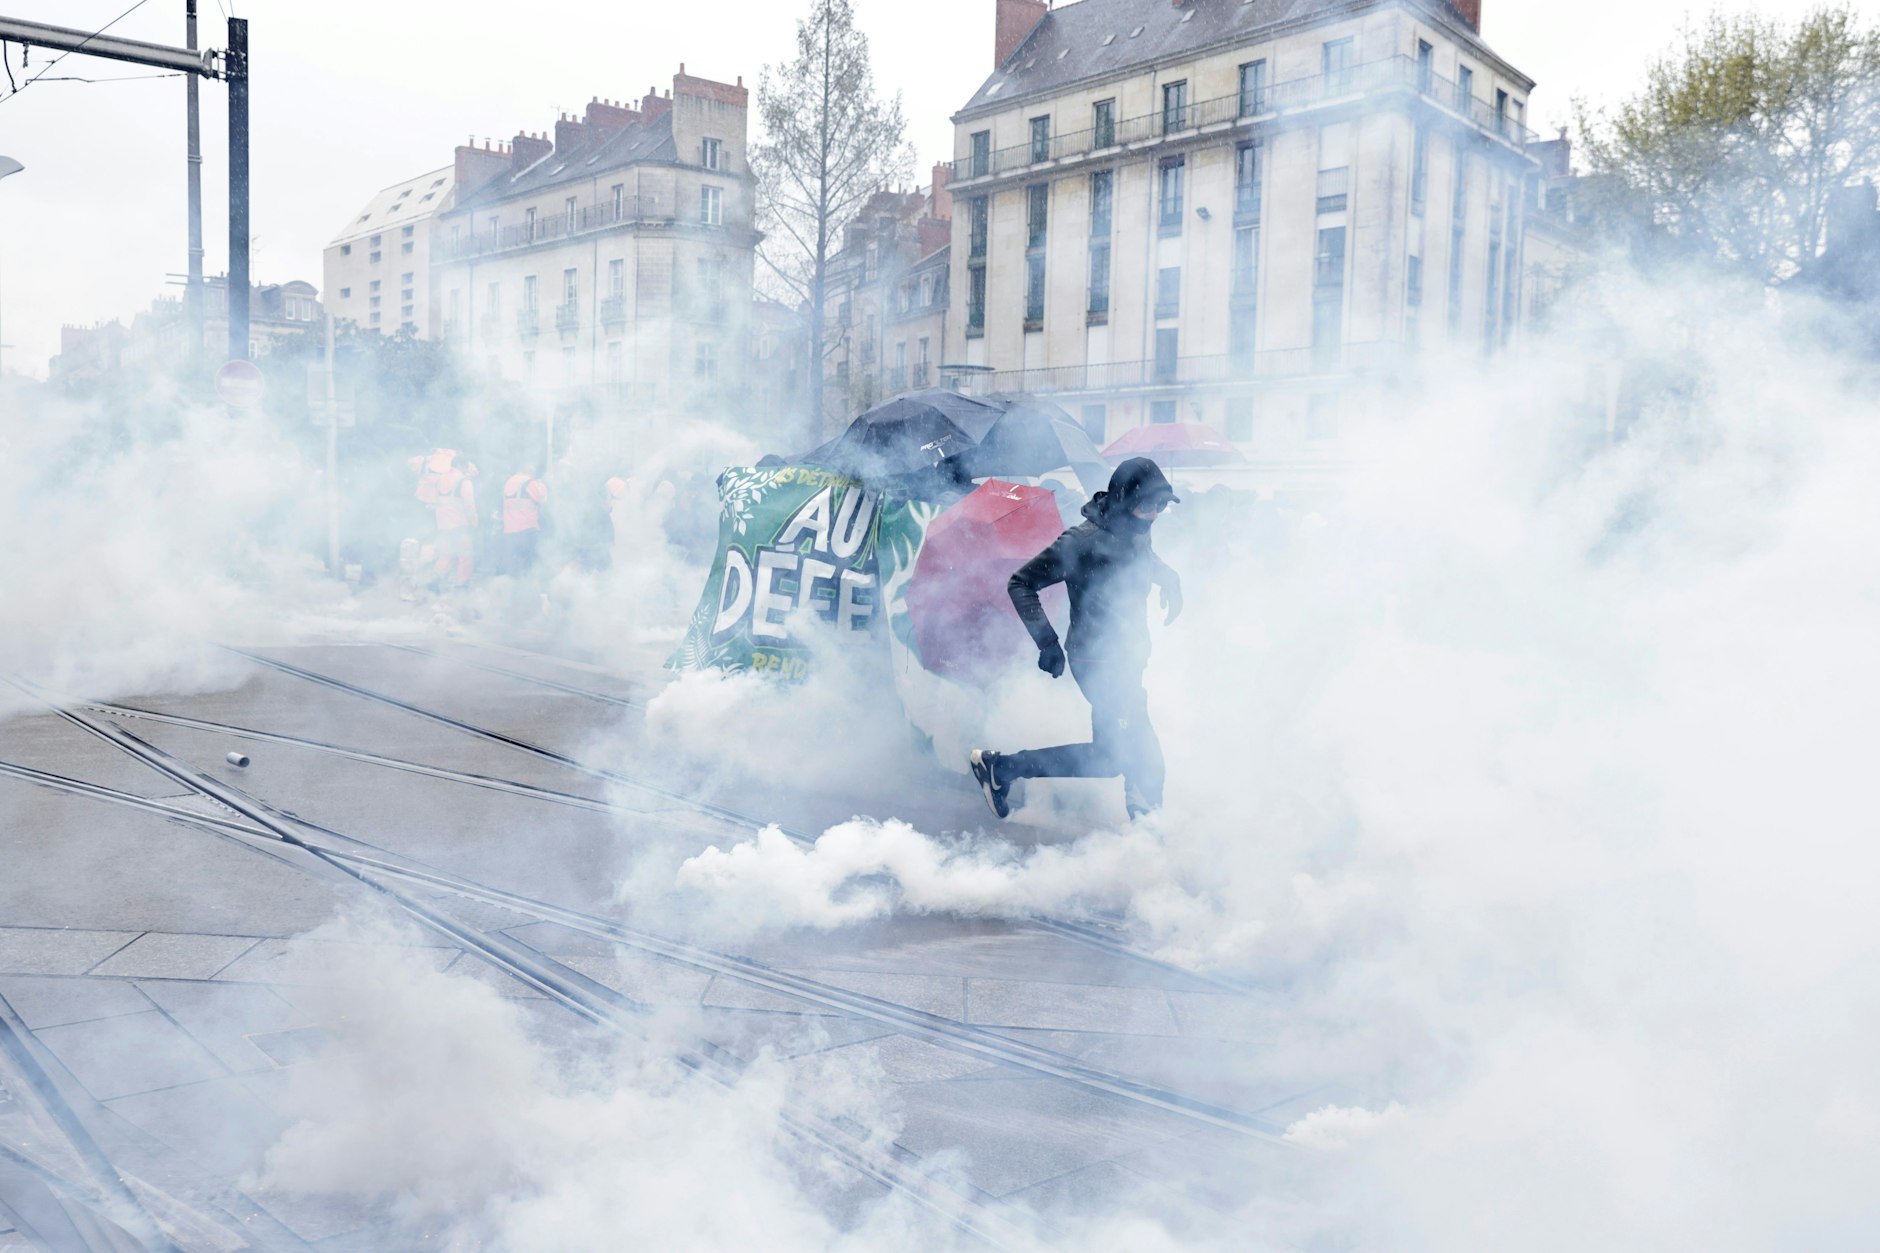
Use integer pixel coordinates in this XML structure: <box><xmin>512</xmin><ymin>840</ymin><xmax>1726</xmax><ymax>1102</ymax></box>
<box><xmin>996</xmin><ymin>658</ymin><xmax>1119</xmax><ymax>782</ymax></box>
<box><xmin>1109</xmin><ymin>667</ymin><xmax>1164</xmax><ymax>814</ymax></box>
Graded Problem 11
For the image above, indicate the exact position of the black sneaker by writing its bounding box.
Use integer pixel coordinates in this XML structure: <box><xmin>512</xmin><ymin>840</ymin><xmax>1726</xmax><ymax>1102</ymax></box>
<box><xmin>969</xmin><ymin>749</ymin><xmax>1010</xmax><ymax>820</ymax></box>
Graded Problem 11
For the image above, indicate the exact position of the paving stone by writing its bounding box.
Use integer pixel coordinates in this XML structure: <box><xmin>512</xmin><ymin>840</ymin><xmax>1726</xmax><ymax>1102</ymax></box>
<box><xmin>33</xmin><ymin>1010</ymin><xmax>228</xmax><ymax>1100</ymax></box>
<box><xmin>0</xmin><ymin>974</ymin><xmax>151</xmax><ymax>1029</ymax></box>
<box><xmin>966</xmin><ymin>977</ymin><xmax>1179</xmax><ymax>1034</ymax></box>
<box><xmin>213</xmin><ymin>938</ymin><xmax>457</xmax><ymax>986</ymax></box>
<box><xmin>785</xmin><ymin>969</ymin><xmax>967</xmax><ymax>1020</ymax></box>
<box><xmin>134</xmin><ymin>980</ymin><xmax>307</xmax><ymax>1075</ymax></box>
<box><xmin>555</xmin><ymin>952</ymin><xmax>711</xmax><ymax>1006</ymax></box>
<box><xmin>105</xmin><ymin>1073</ymin><xmax>291</xmax><ymax>1176</ymax></box>
<box><xmin>91</xmin><ymin>933</ymin><xmax>260</xmax><ymax>980</ymax></box>
<box><xmin>797</xmin><ymin>1033</ymin><xmax>1002</xmax><ymax>1084</ymax></box>
<box><xmin>0</xmin><ymin>927</ymin><xmax>140</xmax><ymax>976</ymax></box>
<box><xmin>1167</xmin><ymin>989</ymin><xmax>1281</xmax><ymax>1043</ymax></box>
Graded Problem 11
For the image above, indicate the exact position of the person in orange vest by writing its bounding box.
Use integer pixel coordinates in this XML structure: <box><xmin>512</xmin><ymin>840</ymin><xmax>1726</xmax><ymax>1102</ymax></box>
<box><xmin>432</xmin><ymin>453</ymin><xmax>478</xmax><ymax>587</ymax></box>
<box><xmin>501</xmin><ymin>464</ymin><xmax>549</xmax><ymax>576</ymax></box>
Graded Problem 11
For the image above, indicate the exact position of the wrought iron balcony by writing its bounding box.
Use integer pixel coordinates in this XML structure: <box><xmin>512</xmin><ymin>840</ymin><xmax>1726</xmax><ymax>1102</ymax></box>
<box><xmin>517</xmin><ymin>307</ymin><xmax>539</xmax><ymax>337</ymax></box>
<box><xmin>555</xmin><ymin>300</ymin><xmax>579</xmax><ymax>332</ymax></box>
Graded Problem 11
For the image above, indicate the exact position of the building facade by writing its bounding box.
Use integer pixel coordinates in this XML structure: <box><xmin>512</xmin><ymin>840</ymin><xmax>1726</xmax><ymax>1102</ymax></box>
<box><xmin>819</xmin><ymin>175</ymin><xmax>954</xmax><ymax>432</ymax></box>
<box><xmin>54</xmin><ymin>277</ymin><xmax>323</xmax><ymax>384</ymax></box>
<box><xmin>324</xmin><ymin>167</ymin><xmax>457</xmax><ymax>338</ymax></box>
<box><xmin>946</xmin><ymin>0</ymin><xmax>1541</xmax><ymax>482</ymax></box>
<box><xmin>431</xmin><ymin>71</ymin><xmax>759</xmax><ymax>441</ymax></box>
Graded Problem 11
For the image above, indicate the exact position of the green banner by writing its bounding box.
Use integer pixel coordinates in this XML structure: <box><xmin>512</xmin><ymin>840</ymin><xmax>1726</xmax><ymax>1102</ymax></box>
<box><xmin>670</xmin><ymin>466</ymin><xmax>925</xmax><ymax>678</ymax></box>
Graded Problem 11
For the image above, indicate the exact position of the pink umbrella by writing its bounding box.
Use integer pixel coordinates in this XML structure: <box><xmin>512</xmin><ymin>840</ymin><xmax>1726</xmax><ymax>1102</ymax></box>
<box><xmin>906</xmin><ymin>480</ymin><xmax>1067</xmax><ymax>689</ymax></box>
<box><xmin>1101</xmin><ymin>421</ymin><xmax>1246</xmax><ymax>468</ymax></box>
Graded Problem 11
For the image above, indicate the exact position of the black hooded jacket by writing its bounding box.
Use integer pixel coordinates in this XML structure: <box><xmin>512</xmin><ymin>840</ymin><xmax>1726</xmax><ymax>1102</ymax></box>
<box><xmin>1007</xmin><ymin>459</ymin><xmax>1180</xmax><ymax>665</ymax></box>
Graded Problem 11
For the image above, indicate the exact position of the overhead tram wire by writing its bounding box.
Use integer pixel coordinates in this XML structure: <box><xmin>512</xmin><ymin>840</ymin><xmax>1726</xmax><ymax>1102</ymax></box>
<box><xmin>0</xmin><ymin>0</ymin><xmax>157</xmax><ymax>105</ymax></box>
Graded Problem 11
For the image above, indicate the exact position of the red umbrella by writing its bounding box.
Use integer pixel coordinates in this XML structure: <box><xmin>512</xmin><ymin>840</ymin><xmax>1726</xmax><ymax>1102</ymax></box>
<box><xmin>1101</xmin><ymin>421</ymin><xmax>1246</xmax><ymax>467</ymax></box>
<box><xmin>906</xmin><ymin>480</ymin><xmax>1067</xmax><ymax>688</ymax></box>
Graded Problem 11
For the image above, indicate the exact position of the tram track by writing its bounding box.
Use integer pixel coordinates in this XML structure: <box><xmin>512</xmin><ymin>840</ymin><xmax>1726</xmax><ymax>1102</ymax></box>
<box><xmin>2</xmin><ymin>678</ymin><xmax>1051</xmax><ymax>1253</ymax></box>
<box><xmin>217</xmin><ymin>645</ymin><xmax>1254</xmax><ymax>996</ymax></box>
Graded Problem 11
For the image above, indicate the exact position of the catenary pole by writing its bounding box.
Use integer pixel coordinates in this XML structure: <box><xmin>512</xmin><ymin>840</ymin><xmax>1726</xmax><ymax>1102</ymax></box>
<box><xmin>185</xmin><ymin>0</ymin><xmax>204</xmax><ymax>362</ymax></box>
<box><xmin>225</xmin><ymin>17</ymin><xmax>248</xmax><ymax>363</ymax></box>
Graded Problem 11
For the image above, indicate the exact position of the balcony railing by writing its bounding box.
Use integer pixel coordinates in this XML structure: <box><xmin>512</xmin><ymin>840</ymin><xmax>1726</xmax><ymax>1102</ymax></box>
<box><xmin>435</xmin><ymin>195</ymin><xmax>721</xmax><ymax>262</ymax></box>
<box><xmin>953</xmin><ymin>344</ymin><xmax>1408</xmax><ymax>395</ymax></box>
<box><xmin>888</xmin><ymin>366</ymin><xmax>908</xmax><ymax>393</ymax></box>
<box><xmin>600</xmin><ymin>294</ymin><xmax>627</xmax><ymax>326</ymax></box>
<box><xmin>949</xmin><ymin>54</ymin><xmax>1538</xmax><ymax>185</ymax></box>
<box><xmin>555</xmin><ymin>300</ymin><xmax>580</xmax><ymax>332</ymax></box>
<box><xmin>517</xmin><ymin>307</ymin><xmax>539</xmax><ymax>337</ymax></box>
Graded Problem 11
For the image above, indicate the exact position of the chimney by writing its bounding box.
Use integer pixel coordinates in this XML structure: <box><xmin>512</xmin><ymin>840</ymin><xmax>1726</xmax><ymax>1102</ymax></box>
<box><xmin>511</xmin><ymin>130</ymin><xmax>552</xmax><ymax>172</ymax></box>
<box><xmin>1452</xmin><ymin>0</ymin><xmax>1481</xmax><ymax>31</ymax></box>
<box><xmin>585</xmin><ymin>97</ymin><xmax>642</xmax><ymax>132</ymax></box>
<box><xmin>995</xmin><ymin>0</ymin><xmax>1048</xmax><ymax>69</ymax></box>
<box><xmin>641</xmin><ymin>85</ymin><xmax>673</xmax><ymax>122</ymax></box>
<box><xmin>455</xmin><ymin>140</ymin><xmax>510</xmax><ymax>196</ymax></box>
<box><xmin>555</xmin><ymin>112</ymin><xmax>592</xmax><ymax>153</ymax></box>
<box><xmin>929</xmin><ymin>162</ymin><xmax>953</xmax><ymax>221</ymax></box>
<box><xmin>674</xmin><ymin>67</ymin><xmax>751</xmax><ymax>108</ymax></box>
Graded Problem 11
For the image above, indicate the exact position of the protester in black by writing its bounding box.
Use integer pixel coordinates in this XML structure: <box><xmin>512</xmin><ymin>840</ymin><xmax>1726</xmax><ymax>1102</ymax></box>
<box><xmin>970</xmin><ymin>457</ymin><xmax>1182</xmax><ymax>821</ymax></box>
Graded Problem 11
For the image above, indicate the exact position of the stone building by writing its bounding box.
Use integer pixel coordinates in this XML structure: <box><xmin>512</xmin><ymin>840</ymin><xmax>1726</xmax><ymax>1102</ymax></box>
<box><xmin>946</xmin><ymin>0</ymin><xmax>1542</xmax><ymax>484</ymax></box>
<box><xmin>324</xmin><ymin>167</ymin><xmax>456</xmax><ymax>338</ymax></box>
<box><xmin>430</xmin><ymin>70</ymin><xmax>759</xmax><ymax>442</ymax></box>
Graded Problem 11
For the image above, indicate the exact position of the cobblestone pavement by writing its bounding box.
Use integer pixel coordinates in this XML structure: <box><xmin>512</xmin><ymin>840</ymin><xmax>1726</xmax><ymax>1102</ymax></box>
<box><xmin>0</xmin><ymin>639</ymin><xmax>1336</xmax><ymax>1250</ymax></box>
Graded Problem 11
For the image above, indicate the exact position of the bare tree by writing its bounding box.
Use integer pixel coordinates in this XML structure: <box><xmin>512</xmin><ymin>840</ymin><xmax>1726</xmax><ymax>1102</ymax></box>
<box><xmin>751</xmin><ymin>0</ymin><xmax>913</xmax><ymax>429</ymax></box>
<box><xmin>1576</xmin><ymin>4</ymin><xmax>1880</xmax><ymax>285</ymax></box>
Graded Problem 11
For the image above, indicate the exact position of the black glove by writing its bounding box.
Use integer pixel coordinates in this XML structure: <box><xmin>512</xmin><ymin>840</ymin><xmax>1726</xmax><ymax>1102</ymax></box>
<box><xmin>1038</xmin><ymin>639</ymin><xmax>1066</xmax><ymax>678</ymax></box>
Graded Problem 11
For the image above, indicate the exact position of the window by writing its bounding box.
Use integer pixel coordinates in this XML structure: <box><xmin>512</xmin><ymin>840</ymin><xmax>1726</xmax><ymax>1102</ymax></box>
<box><xmin>607</xmin><ymin>340</ymin><xmax>623</xmax><ymax>386</ymax></box>
<box><xmin>1158</xmin><ymin>158</ymin><xmax>1185</xmax><ymax>231</ymax></box>
<box><xmin>1453</xmin><ymin>151</ymin><xmax>1470</xmax><ymax>221</ymax></box>
<box><xmin>1323</xmin><ymin>38</ymin><xmax>1355</xmax><ymax>94</ymax></box>
<box><xmin>402</xmin><ymin>225</ymin><xmax>415</xmax><ymax>238</ymax></box>
<box><xmin>1307</xmin><ymin>394</ymin><xmax>1339</xmax><ymax>440</ymax></box>
<box><xmin>1090</xmin><ymin>170</ymin><xmax>1114</xmax><ymax>236</ymax></box>
<box><xmin>370</xmin><ymin>311</ymin><xmax>381</xmax><ymax>325</ymax></box>
<box><xmin>1495</xmin><ymin>89</ymin><xmax>1509</xmax><ymax>136</ymax></box>
<box><xmin>1224</xmin><ymin>398</ymin><xmax>1254</xmax><ymax>441</ymax></box>
<box><xmin>695</xmin><ymin>341</ymin><xmax>718</xmax><ymax>378</ymax></box>
<box><xmin>421</xmin><ymin>192</ymin><xmax>435</xmax><ymax>202</ymax></box>
<box><xmin>370</xmin><ymin>280</ymin><xmax>381</xmax><ymax>292</ymax></box>
<box><xmin>1029</xmin><ymin>116</ymin><xmax>1051</xmax><ymax>164</ymax></box>
<box><xmin>700</xmin><ymin>186</ymin><xmax>723</xmax><ymax>225</ymax></box>
<box><xmin>1411</xmin><ymin>126</ymin><xmax>1429</xmax><ymax>213</ymax></box>
<box><xmin>370</xmin><ymin>251</ymin><xmax>382</xmax><ymax>264</ymax></box>
<box><xmin>1026</xmin><ymin>184</ymin><xmax>1048</xmax><ymax>248</ymax></box>
<box><xmin>612</xmin><ymin>184</ymin><xmax>626</xmax><ymax>221</ymax></box>
<box><xmin>1081</xmin><ymin>405</ymin><xmax>1107</xmax><ymax>443</ymax></box>
<box><xmin>370</xmin><ymin>234</ymin><xmax>382</xmax><ymax>246</ymax></box>
<box><xmin>523</xmin><ymin>275</ymin><xmax>538</xmax><ymax>310</ymax></box>
<box><xmin>1154</xmin><ymin>329</ymin><xmax>1178</xmax><ymax>382</ymax></box>
<box><xmin>340</xmin><ymin>244</ymin><xmax>352</xmax><ymax>257</ymax></box>
<box><xmin>486</xmin><ymin>282</ymin><xmax>501</xmax><ymax>318</ymax></box>
<box><xmin>369</xmin><ymin>295</ymin><xmax>381</xmax><ymax>309</ymax></box>
<box><xmin>1156</xmin><ymin>267</ymin><xmax>1181</xmax><ymax>319</ymax></box>
<box><xmin>968</xmin><ymin>196</ymin><xmax>989</xmax><ymax>257</ymax></box>
<box><xmin>1238</xmin><ymin>60</ymin><xmax>1268</xmax><ymax>116</ymax></box>
<box><xmin>1315</xmin><ymin>226</ymin><xmax>1347</xmax><ymax>288</ymax></box>
<box><xmin>523</xmin><ymin>351</ymin><xmax>535</xmax><ymax>385</ymax></box>
<box><xmin>1093</xmin><ymin>99</ymin><xmax>1116</xmax><ymax>148</ymax></box>
<box><xmin>1235</xmin><ymin>142</ymin><xmax>1262</xmax><ymax>217</ymax></box>
<box><xmin>970</xmin><ymin>130</ymin><xmax>991</xmax><ymax>178</ymax></box>
<box><xmin>1511</xmin><ymin>97</ymin><xmax>1526</xmax><ymax>136</ymax></box>
<box><xmin>1457</xmin><ymin>65</ymin><xmax>1474</xmax><ymax>113</ymax></box>
<box><xmin>401</xmin><ymin>272</ymin><xmax>414</xmax><ymax>286</ymax></box>
<box><xmin>1162</xmin><ymin>80</ymin><xmax>1189</xmax><ymax>133</ymax></box>
<box><xmin>609</xmin><ymin>258</ymin><xmax>626</xmax><ymax>297</ymax></box>
<box><xmin>967</xmin><ymin>264</ymin><xmax>987</xmax><ymax>332</ymax></box>
<box><xmin>1151</xmin><ymin>399</ymin><xmax>1178</xmax><ymax>424</ymax></box>
<box><xmin>701</xmin><ymin>138</ymin><xmax>723</xmax><ymax>170</ymax></box>
<box><xmin>1417</xmin><ymin>39</ymin><xmax>1434</xmax><ymax>91</ymax></box>
<box><xmin>1088</xmin><ymin>242</ymin><xmax>1111</xmax><ymax>316</ymax></box>
<box><xmin>1234</xmin><ymin>224</ymin><xmax>1259</xmax><ymax>295</ymax></box>
<box><xmin>525</xmin><ymin>207</ymin><xmax>537</xmax><ymax>240</ymax></box>
<box><xmin>1025</xmin><ymin>253</ymin><xmax>1046</xmax><ymax>324</ymax></box>
<box><xmin>1317</xmin><ymin>167</ymin><xmax>1349</xmax><ymax>214</ymax></box>
<box><xmin>401</xmin><ymin>304</ymin><xmax>414</xmax><ymax>319</ymax></box>
<box><xmin>401</xmin><ymin>242</ymin><xmax>414</xmax><ymax>254</ymax></box>
<box><xmin>401</xmin><ymin>288</ymin><xmax>413</xmax><ymax>302</ymax></box>
<box><xmin>1407</xmin><ymin>254</ymin><xmax>1424</xmax><ymax>346</ymax></box>
<box><xmin>339</xmin><ymin>287</ymin><xmax>351</xmax><ymax>299</ymax></box>
<box><xmin>563</xmin><ymin>268</ymin><xmax>578</xmax><ymax>304</ymax></box>
<box><xmin>565</xmin><ymin>196</ymin><xmax>577</xmax><ymax>231</ymax></box>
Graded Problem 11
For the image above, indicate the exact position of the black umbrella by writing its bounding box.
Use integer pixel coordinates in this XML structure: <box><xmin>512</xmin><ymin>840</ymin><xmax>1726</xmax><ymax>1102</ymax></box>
<box><xmin>798</xmin><ymin>389</ymin><xmax>1005</xmax><ymax>480</ymax></box>
<box><xmin>940</xmin><ymin>393</ymin><xmax>1110</xmax><ymax>493</ymax></box>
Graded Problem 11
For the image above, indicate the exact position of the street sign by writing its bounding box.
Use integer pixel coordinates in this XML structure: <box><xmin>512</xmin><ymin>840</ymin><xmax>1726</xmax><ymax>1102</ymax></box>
<box><xmin>215</xmin><ymin>358</ymin><xmax>265</xmax><ymax>408</ymax></box>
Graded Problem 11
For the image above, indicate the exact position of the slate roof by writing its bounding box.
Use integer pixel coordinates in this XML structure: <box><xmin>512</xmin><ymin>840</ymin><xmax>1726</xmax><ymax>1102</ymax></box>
<box><xmin>958</xmin><ymin>0</ymin><xmax>1521</xmax><ymax>118</ymax></box>
<box><xmin>329</xmin><ymin>166</ymin><xmax>455</xmax><ymax>247</ymax></box>
<box><xmin>455</xmin><ymin>111</ymin><xmax>679</xmax><ymax>210</ymax></box>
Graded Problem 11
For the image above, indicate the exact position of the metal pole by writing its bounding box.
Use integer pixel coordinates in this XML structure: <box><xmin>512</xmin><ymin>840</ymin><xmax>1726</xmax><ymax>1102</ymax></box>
<box><xmin>0</xmin><ymin>157</ymin><xmax>20</xmax><ymax>379</ymax></box>
<box><xmin>226</xmin><ymin>16</ymin><xmax>248</xmax><ymax>364</ymax></box>
<box><xmin>185</xmin><ymin>0</ymin><xmax>204</xmax><ymax>363</ymax></box>
<box><xmin>325</xmin><ymin>312</ymin><xmax>340</xmax><ymax>576</ymax></box>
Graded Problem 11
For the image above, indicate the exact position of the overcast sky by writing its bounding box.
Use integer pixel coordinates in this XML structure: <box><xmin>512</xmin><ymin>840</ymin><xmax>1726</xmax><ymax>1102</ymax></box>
<box><xmin>0</xmin><ymin>0</ymin><xmax>1851</xmax><ymax>376</ymax></box>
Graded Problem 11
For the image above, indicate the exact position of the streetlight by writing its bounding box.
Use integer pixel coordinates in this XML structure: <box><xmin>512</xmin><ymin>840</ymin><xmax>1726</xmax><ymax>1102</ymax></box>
<box><xmin>0</xmin><ymin>157</ymin><xmax>20</xmax><ymax>379</ymax></box>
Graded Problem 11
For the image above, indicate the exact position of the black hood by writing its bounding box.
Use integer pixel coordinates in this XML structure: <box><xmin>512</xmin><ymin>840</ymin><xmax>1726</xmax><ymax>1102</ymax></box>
<box><xmin>1082</xmin><ymin>457</ymin><xmax>1180</xmax><ymax>529</ymax></box>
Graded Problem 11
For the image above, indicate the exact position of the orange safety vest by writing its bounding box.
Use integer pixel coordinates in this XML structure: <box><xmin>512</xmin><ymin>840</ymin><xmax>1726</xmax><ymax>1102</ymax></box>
<box><xmin>435</xmin><ymin>470</ymin><xmax>476</xmax><ymax>531</ymax></box>
<box><xmin>503</xmin><ymin>474</ymin><xmax>547</xmax><ymax>533</ymax></box>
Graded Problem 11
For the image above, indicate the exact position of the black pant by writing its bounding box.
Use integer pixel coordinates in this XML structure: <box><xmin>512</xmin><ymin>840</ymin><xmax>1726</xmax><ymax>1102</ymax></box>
<box><xmin>499</xmin><ymin>529</ymin><xmax>539</xmax><ymax>577</ymax></box>
<box><xmin>1000</xmin><ymin>655</ymin><xmax>1164</xmax><ymax>810</ymax></box>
